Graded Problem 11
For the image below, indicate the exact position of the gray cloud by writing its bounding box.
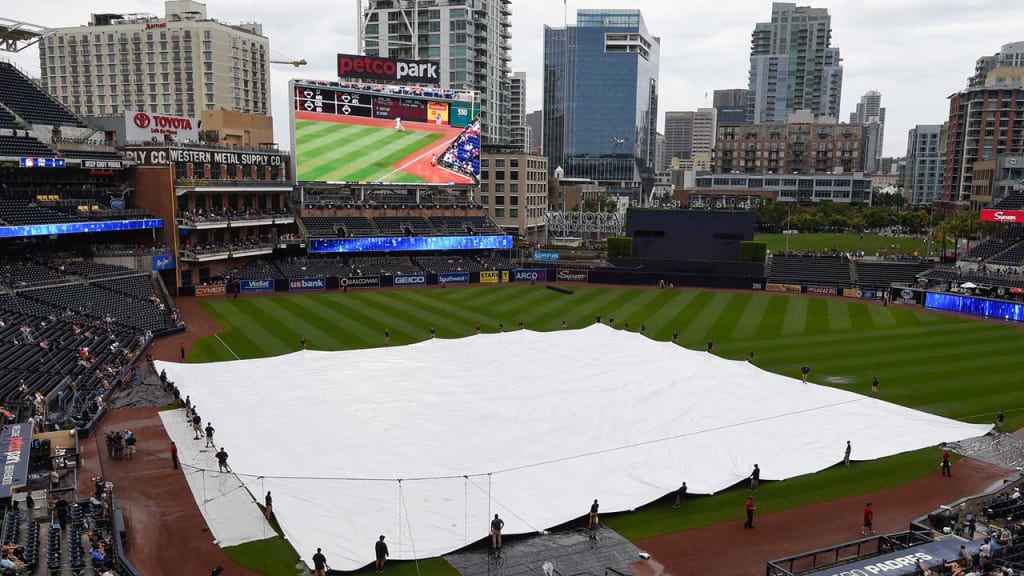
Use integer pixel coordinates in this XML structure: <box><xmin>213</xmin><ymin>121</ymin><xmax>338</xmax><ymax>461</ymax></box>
<box><xmin>5</xmin><ymin>0</ymin><xmax>1022</xmax><ymax>157</ymax></box>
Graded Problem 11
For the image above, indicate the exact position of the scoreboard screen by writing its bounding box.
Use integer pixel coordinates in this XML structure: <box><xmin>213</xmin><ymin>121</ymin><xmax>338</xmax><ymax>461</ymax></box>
<box><xmin>291</xmin><ymin>80</ymin><xmax>480</xmax><ymax>185</ymax></box>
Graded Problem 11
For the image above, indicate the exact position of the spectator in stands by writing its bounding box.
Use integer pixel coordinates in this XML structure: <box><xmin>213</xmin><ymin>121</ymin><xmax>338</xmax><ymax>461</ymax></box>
<box><xmin>215</xmin><ymin>447</ymin><xmax>230</xmax><ymax>473</ymax></box>
<box><xmin>749</xmin><ymin>464</ymin><xmax>760</xmax><ymax>490</ymax></box>
<box><xmin>171</xmin><ymin>442</ymin><xmax>179</xmax><ymax>470</ymax></box>
<box><xmin>743</xmin><ymin>496</ymin><xmax>756</xmax><ymax>529</ymax></box>
<box><xmin>844</xmin><ymin>441</ymin><xmax>852</xmax><ymax>467</ymax></box>
<box><xmin>205</xmin><ymin>423</ymin><xmax>216</xmax><ymax>448</ymax></box>
<box><xmin>979</xmin><ymin>537</ymin><xmax>992</xmax><ymax>564</ymax></box>
<box><xmin>861</xmin><ymin>503</ymin><xmax>874</xmax><ymax>535</ymax></box>
<box><xmin>375</xmin><ymin>535</ymin><xmax>389</xmax><ymax>573</ymax></box>
<box><xmin>959</xmin><ymin>544</ymin><xmax>973</xmax><ymax>568</ymax></box>
<box><xmin>313</xmin><ymin>548</ymin><xmax>329</xmax><ymax>576</ymax></box>
<box><xmin>942</xmin><ymin>450</ymin><xmax>952</xmax><ymax>477</ymax></box>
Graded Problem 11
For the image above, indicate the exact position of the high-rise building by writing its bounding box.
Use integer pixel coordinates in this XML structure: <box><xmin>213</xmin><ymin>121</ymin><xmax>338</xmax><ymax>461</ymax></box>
<box><xmin>747</xmin><ymin>2</ymin><xmax>843</xmax><ymax>124</ymax></box>
<box><xmin>850</xmin><ymin>91</ymin><xmax>886</xmax><ymax>173</ymax></box>
<box><xmin>509</xmin><ymin>72</ymin><xmax>529</xmax><ymax>152</ymax></box>
<box><xmin>38</xmin><ymin>0</ymin><xmax>269</xmax><ymax>118</ymax></box>
<box><xmin>525</xmin><ymin>110</ymin><xmax>544</xmax><ymax>155</ymax></box>
<box><xmin>713</xmin><ymin>88</ymin><xmax>748</xmax><ymax>124</ymax></box>
<box><xmin>713</xmin><ymin>121</ymin><xmax>865</xmax><ymax>175</ymax></box>
<box><xmin>481</xmin><ymin>152</ymin><xmax>549</xmax><ymax>241</ymax></box>
<box><xmin>664</xmin><ymin>108</ymin><xmax>715</xmax><ymax>164</ymax></box>
<box><xmin>943</xmin><ymin>42</ymin><xmax>1024</xmax><ymax>202</ymax></box>
<box><xmin>664</xmin><ymin>111</ymin><xmax>694</xmax><ymax>163</ymax></box>
<box><xmin>713</xmin><ymin>89</ymin><xmax>748</xmax><ymax>108</ymax></box>
<box><xmin>543</xmin><ymin>9</ymin><xmax>660</xmax><ymax>187</ymax></box>
<box><xmin>905</xmin><ymin>124</ymin><xmax>946</xmax><ymax>205</ymax></box>
<box><xmin>655</xmin><ymin>132</ymin><xmax>667</xmax><ymax>173</ymax></box>
<box><xmin>361</xmin><ymin>0</ymin><xmax>511</xmax><ymax>145</ymax></box>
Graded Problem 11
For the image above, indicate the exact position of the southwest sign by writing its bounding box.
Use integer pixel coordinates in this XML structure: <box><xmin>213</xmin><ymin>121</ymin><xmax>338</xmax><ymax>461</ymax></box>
<box><xmin>981</xmin><ymin>209</ymin><xmax>1024</xmax><ymax>223</ymax></box>
<box><xmin>337</xmin><ymin>53</ymin><xmax>441</xmax><ymax>85</ymax></box>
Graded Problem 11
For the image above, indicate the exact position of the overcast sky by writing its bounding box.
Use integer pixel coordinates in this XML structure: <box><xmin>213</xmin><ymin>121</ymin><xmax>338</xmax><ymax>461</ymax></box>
<box><xmin>4</xmin><ymin>1</ymin><xmax>1021</xmax><ymax>156</ymax></box>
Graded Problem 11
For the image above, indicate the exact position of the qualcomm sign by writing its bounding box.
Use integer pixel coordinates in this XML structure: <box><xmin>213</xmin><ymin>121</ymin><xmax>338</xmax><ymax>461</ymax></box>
<box><xmin>514</xmin><ymin>269</ymin><xmax>547</xmax><ymax>282</ymax></box>
<box><xmin>394</xmin><ymin>275</ymin><xmax>426</xmax><ymax>286</ymax></box>
<box><xmin>289</xmin><ymin>277</ymin><xmax>326</xmax><ymax>291</ymax></box>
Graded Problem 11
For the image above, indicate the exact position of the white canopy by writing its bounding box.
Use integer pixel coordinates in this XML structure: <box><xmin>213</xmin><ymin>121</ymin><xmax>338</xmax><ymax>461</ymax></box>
<box><xmin>157</xmin><ymin>325</ymin><xmax>990</xmax><ymax>571</ymax></box>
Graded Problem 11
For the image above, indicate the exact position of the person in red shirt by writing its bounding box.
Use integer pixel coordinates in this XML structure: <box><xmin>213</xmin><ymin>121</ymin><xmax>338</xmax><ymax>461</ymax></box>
<box><xmin>171</xmin><ymin>441</ymin><xmax>179</xmax><ymax>470</ymax></box>
<box><xmin>862</xmin><ymin>503</ymin><xmax>874</xmax><ymax>535</ymax></box>
<box><xmin>941</xmin><ymin>451</ymin><xmax>952</xmax><ymax>477</ymax></box>
<box><xmin>743</xmin><ymin>496</ymin><xmax>756</xmax><ymax>529</ymax></box>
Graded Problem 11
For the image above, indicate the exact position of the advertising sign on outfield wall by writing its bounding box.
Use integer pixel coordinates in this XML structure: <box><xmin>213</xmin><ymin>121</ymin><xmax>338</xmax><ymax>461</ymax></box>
<box><xmin>240</xmin><ymin>280</ymin><xmax>275</xmax><ymax>293</ymax></box>
<box><xmin>806</xmin><ymin>286</ymin><xmax>838</xmax><ymax>295</ymax></box>
<box><xmin>766</xmin><ymin>283</ymin><xmax>802</xmax><ymax>293</ymax></box>
<box><xmin>514</xmin><ymin>269</ymin><xmax>547</xmax><ymax>282</ymax></box>
<box><xmin>393</xmin><ymin>274</ymin><xmax>427</xmax><ymax>286</ymax></box>
<box><xmin>195</xmin><ymin>285</ymin><xmax>226</xmax><ymax>297</ymax></box>
<box><xmin>289</xmin><ymin>277</ymin><xmax>326</xmax><ymax>291</ymax></box>
<box><xmin>438</xmin><ymin>272</ymin><xmax>470</xmax><ymax>284</ymax></box>
<box><xmin>556</xmin><ymin>269</ymin><xmax>589</xmax><ymax>282</ymax></box>
<box><xmin>341</xmin><ymin>276</ymin><xmax>380</xmax><ymax>288</ymax></box>
<box><xmin>480</xmin><ymin>271</ymin><xmax>500</xmax><ymax>284</ymax></box>
<box><xmin>842</xmin><ymin>288</ymin><xmax>878</xmax><ymax>299</ymax></box>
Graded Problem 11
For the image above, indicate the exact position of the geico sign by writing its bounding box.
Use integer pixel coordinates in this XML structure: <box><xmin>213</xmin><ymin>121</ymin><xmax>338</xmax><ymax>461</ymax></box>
<box><xmin>337</xmin><ymin>53</ymin><xmax>440</xmax><ymax>84</ymax></box>
<box><xmin>394</xmin><ymin>275</ymin><xmax>426</xmax><ymax>285</ymax></box>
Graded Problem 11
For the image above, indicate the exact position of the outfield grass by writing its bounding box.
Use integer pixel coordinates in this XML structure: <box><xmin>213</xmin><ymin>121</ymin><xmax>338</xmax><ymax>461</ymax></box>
<box><xmin>294</xmin><ymin>118</ymin><xmax>443</xmax><ymax>182</ymax></box>
<box><xmin>755</xmin><ymin>232</ymin><xmax>946</xmax><ymax>256</ymax></box>
<box><xmin>194</xmin><ymin>286</ymin><xmax>1022</xmax><ymax>574</ymax></box>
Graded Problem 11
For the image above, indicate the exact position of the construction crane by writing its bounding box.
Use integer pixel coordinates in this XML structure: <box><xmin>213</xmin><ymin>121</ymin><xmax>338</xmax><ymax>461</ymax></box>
<box><xmin>270</xmin><ymin>59</ymin><xmax>307</xmax><ymax>67</ymax></box>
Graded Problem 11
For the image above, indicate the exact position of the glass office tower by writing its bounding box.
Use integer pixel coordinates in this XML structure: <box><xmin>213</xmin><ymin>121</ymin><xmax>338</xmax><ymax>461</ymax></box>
<box><xmin>543</xmin><ymin>10</ymin><xmax>660</xmax><ymax>188</ymax></box>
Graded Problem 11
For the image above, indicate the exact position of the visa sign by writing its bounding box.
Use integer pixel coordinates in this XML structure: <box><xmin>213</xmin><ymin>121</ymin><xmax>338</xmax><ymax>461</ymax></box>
<box><xmin>514</xmin><ymin>269</ymin><xmax>547</xmax><ymax>282</ymax></box>
<box><xmin>394</xmin><ymin>275</ymin><xmax>426</xmax><ymax>286</ymax></box>
<box><xmin>289</xmin><ymin>277</ymin><xmax>325</xmax><ymax>291</ymax></box>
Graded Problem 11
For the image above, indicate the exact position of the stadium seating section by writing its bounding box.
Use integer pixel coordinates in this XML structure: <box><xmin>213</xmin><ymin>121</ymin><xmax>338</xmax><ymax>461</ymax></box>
<box><xmin>768</xmin><ymin>255</ymin><xmax>854</xmax><ymax>286</ymax></box>
<box><xmin>919</xmin><ymin>267</ymin><xmax>1024</xmax><ymax>289</ymax></box>
<box><xmin>0</xmin><ymin>258</ymin><xmax>179</xmax><ymax>421</ymax></box>
<box><xmin>0</xmin><ymin>135</ymin><xmax>56</xmax><ymax>158</ymax></box>
<box><xmin>854</xmin><ymin>261</ymin><xmax>935</xmax><ymax>288</ymax></box>
<box><xmin>225</xmin><ymin>254</ymin><xmax>518</xmax><ymax>281</ymax></box>
<box><xmin>0</xmin><ymin>63</ymin><xmax>88</xmax><ymax>128</ymax></box>
<box><xmin>0</xmin><ymin>106</ymin><xmax>19</xmax><ymax>130</ymax></box>
<box><xmin>301</xmin><ymin>214</ymin><xmax>504</xmax><ymax>237</ymax></box>
<box><xmin>995</xmin><ymin>192</ymin><xmax>1024</xmax><ymax>210</ymax></box>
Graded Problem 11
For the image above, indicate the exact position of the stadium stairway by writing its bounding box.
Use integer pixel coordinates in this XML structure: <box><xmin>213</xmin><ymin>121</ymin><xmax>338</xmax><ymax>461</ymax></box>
<box><xmin>849</xmin><ymin>259</ymin><xmax>858</xmax><ymax>285</ymax></box>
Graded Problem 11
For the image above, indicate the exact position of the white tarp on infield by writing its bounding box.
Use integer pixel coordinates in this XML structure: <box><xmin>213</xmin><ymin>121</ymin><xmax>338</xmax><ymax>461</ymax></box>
<box><xmin>156</xmin><ymin>325</ymin><xmax>991</xmax><ymax>571</ymax></box>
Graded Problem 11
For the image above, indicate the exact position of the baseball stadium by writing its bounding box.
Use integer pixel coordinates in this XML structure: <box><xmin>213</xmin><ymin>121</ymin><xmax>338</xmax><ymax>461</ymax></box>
<box><xmin>0</xmin><ymin>28</ymin><xmax>1022</xmax><ymax>576</ymax></box>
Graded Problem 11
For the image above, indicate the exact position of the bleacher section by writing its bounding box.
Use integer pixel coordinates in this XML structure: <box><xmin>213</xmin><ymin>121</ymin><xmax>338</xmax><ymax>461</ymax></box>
<box><xmin>990</xmin><ymin>242</ymin><xmax>1024</xmax><ymax>266</ymax></box>
<box><xmin>229</xmin><ymin>260</ymin><xmax>285</xmax><ymax>280</ymax></box>
<box><xmin>0</xmin><ymin>106</ymin><xmax>19</xmax><ymax>129</ymax></box>
<box><xmin>416</xmin><ymin>256</ymin><xmax>486</xmax><ymax>273</ymax></box>
<box><xmin>302</xmin><ymin>216</ymin><xmax>377</xmax><ymax>237</ymax></box>
<box><xmin>767</xmin><ymin>255</ymin><xmax>854</xmax><ymax>286</ymax></box>
<box><xmin>430</xmin><ymin>216</ymin><xmax>503</xmax><ymax>235</ymax></box>
<box><xmin>57</xmin><ymin>149</ymin><xmax>122</xmax><ymax>161</ymax></box>
<box><xmin>0</xmin><ymin>62</ymin><xmax>88</xmax><ymax>128</ymax></box>
<box><xmin>374</xmin><ymin>216</ymin><xmax>434</xmax><ymax>235</ymax></box>
<box><xmin>350</xmin><ymin>256</ymin><xmax>422</xmax><ymax>276</ymax></box>
<box><xmin>23</xmin><ymin>284</ymin><xmax>172</xmax><ymax>333</ymax></box>
<box><xmin>64</xmin><ymin>261</ymin><xmax>134</xmax><ymax>279</ymax></box>
<box><xmin>919</xmin><ymin>267</ymin><xmax>1024</xmax><ymax>289</ymax></box>
<box><xmin>0</xmin><ymin>199</ymin><xmax>80</xmax><ymax>225</ymax></box>
<box><xmin>0</xmin><ymin>135</ymin><xmax>56</xmax><ymax>158</ymax></box>
<box><xmin>0</xmin><ymin>261</ymin><xmax>65</xmax><ymax>288</ymax></box>
<box><xmin>995</xmin><ymin>192</ymin><xmax>1024</xmax><ymax>210</ymax></box>
<box><xmin>854</xmin><ymin>261</ymin><xmax>935</xmax><ymax>288</ymax></box>
<box><xmin>275</xmin><ymin>258</ymin><xmax>351</xmax><ymax>279</ymax></box>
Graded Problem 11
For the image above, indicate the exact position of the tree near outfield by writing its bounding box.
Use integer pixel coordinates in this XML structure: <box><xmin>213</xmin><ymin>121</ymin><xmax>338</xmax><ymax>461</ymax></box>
<box><xmin>739</xmin><ymin>241</ymin><xmax>767</xmax><ymax>263</ymax></box>
<box><xmin>754</xmin><ymin>200</ymin><xmax>932</xmax><ymax>234</ymax></box>
<box><xmin>606</xmin><ymin>236</ymin><xmax>633</xmax><ymax>258</ymax></box>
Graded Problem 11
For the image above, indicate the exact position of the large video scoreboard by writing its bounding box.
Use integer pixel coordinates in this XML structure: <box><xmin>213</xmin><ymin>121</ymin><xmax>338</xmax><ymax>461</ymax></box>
<box><xmin>293</xmin><ymin>82</ymin><xmax>477</xmax><ymax>128</ymax></box>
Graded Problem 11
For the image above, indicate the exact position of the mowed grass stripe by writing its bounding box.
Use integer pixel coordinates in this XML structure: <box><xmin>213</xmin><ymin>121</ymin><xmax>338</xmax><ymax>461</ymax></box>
<box><xmin>212</xmin><ymin>300</ymin><xmax>297</xmax><ymax>358</ymax></box>
<box><xmin>346</xmin><ymin>133</ymin><xmax>444</xmax><ymax>182</ymax></box>
<box><xmin>729</xmin><ymin>292</ymin><xmax>772</xmax><ymax>341</ymax></box>
<box><xmin>301</xmin><ymin>130</ymin><xmax>438</xmax><ymax>182</ymax></box>
<box><xmin>780</xmin><ymin>295</ymin><xmax>810</xmax><ymax>335</ymax></box>
<box><xmin>826</xmin><ymin>298</ymin><xmax>854</xmax><ymax>331</ymax></box>
<box><xmin>679</xmin><ymin>292</ymin><xmax>735</xmax><ymax>344</ymax></box>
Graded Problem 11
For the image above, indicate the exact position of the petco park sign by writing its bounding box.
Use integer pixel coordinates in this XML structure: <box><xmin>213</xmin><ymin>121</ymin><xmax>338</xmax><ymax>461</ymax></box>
<box><xmin>124</xmin><ymin>110</ymin><xmax>198</xmax><ymax>143</ymax></box>
<box><xmin>337</xmin><ymin>53</ymin><xmax>440</xmax><ymax>85</ymax></box>
<box><xmin>981</xmin><ymin>209</ymin><xmax>1024</xmax><ymax>223</ymax></box>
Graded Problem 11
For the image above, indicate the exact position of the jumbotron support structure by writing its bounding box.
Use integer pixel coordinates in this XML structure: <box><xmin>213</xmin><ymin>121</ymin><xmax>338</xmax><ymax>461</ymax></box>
<box><xmin>544</xmin><ymin>211</ymin><xmax>625</xmax><ymax>238</ymax></box>
<box><xmin>0</xmin><ymin>17</ymin><xmax>48</xmax><ymax>53</ymax></box>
